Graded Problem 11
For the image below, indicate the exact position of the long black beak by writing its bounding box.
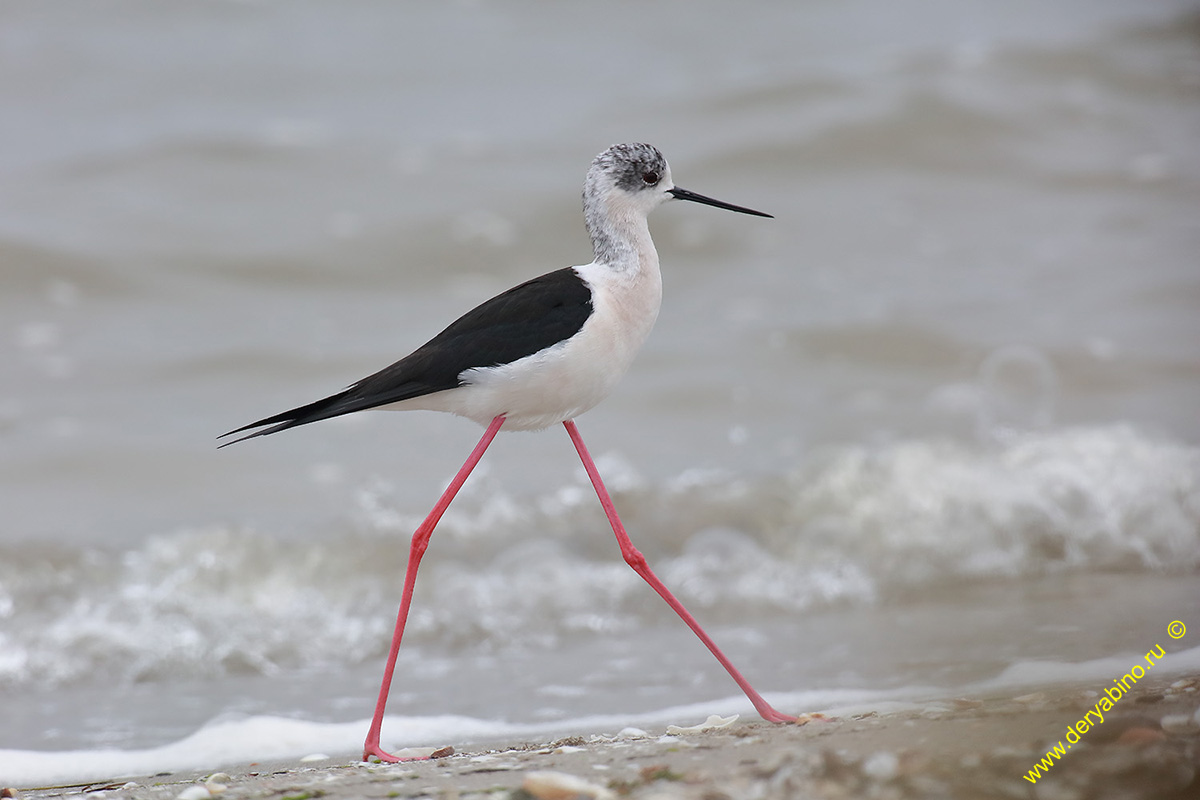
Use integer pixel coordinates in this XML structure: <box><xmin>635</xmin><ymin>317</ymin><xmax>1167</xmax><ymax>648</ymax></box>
<box><xmin>668</xmin><ymin>186</ymin><xmax>773</xmax><ymax>218</ymax></box>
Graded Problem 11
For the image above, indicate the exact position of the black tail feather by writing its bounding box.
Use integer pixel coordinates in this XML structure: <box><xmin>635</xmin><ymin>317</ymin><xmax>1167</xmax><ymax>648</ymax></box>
<box><xmin>217</xmin><ymin>390</ymin><xmax>356</xmax><ymax>448</ymax></box>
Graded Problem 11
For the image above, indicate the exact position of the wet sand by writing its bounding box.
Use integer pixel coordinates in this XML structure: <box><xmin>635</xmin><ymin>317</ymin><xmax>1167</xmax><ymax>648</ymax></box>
<box><xmin>11</xmin><ymin>673</ymin><xmax>1198</xmax><ymax>800</ymax></box>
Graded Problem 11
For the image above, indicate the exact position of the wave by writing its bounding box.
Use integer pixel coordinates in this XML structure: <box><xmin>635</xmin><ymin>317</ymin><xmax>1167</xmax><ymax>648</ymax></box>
<box><xmin>0</xmin><ymin>425</ymin><xmax>1195</xmax><ymax>689</ymax></box>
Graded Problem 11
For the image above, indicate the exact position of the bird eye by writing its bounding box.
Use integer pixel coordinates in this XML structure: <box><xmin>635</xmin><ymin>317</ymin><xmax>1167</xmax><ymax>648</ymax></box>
<box><xmin>641</xmin><ymin>170</ymin><xmax>659</xmax><ymax>185</ymax></box>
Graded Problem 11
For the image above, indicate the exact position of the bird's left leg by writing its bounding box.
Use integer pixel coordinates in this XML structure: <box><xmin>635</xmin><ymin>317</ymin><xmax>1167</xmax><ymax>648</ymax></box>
<box><xmin>562</xmin><ymin>419</ymin><xmax>796</xmax><ymax>723</ymax></box>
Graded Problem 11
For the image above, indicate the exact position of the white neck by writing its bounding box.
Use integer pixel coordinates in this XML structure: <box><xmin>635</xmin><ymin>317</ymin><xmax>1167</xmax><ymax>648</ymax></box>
<box><xmin>586</xmin><ymin>193</ymin><xmax>659</xmax><ymax>275</ymax></box>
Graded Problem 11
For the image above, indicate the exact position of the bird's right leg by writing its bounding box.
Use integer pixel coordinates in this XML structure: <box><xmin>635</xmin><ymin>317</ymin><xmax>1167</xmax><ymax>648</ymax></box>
<box><xmin>362</xmin><ymin>414</ymin><xmax>506</xmax><ymax>763</ymax></box>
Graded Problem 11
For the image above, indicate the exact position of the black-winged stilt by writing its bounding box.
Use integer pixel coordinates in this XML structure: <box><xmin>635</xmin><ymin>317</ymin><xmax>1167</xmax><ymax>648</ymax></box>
<box><xmin>220</xmin><ymin>142</ymin><xmax>795</xmax><ymax>762</ymax></box>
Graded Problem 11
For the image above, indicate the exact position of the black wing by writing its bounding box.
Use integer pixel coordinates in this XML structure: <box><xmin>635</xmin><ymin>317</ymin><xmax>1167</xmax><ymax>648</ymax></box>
<box><xmin>219</xmin><ymin>267</ymin><xmax>593</xmax><ymax>446</ymax></box>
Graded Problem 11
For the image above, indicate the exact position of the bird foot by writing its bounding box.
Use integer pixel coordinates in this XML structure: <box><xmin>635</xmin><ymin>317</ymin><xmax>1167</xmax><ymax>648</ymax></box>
<box><xmin>362</xmin><ymin>743</ymin><xmax>404</xmax><ymax>763</ymax></box>
<box><xmin>362</xmin><ymin>743</ymin><xmax>454</xmax><ymax>763</ymax></box>
<box><xmin>758</xmin><ymin>708</ymin><xmax>829</xmax><ymax>725</ymax></box>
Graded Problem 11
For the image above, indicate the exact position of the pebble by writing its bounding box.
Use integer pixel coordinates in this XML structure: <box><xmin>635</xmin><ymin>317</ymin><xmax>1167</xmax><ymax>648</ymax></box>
<box><xmin>175</xmin><ymin>787</ymin><xmax>213</xmax><ymax>800</ymax></box>
<box><xmin>861</xmin><ymin>750</ymin><xmax>899</xmax><ymax>781</ymax></box>
<box><xmin>1160</xmin><ymin>713</ymin><xmax>1200</xmax><ymax>735</ymax></box>
<box><xmin>522</xmin><ymin>770</ymin><xmax>615</xmax><ymax>800</ymax></box>
<box><xmin>793</xmin><ymin>712</ymin><xmax>829</xmax><ymax>725</ymax></box>
<box><xmin>203</xmin><ymin>773</ymin><xmax>229</xmax><ymax>794</ymax></box>
<box><xmin>1116</xmin><ymin>727</ymin><xmax>1166</xmax><ymax>746</ymax></box>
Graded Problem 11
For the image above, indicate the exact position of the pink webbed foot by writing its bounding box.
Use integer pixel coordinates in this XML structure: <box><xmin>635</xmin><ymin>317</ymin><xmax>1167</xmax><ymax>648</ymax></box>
<box><xmin>759</xmin><ymin>707</ymin><xmax>798</xmax><ymax>724</ymax></box>
<box><xmin>362</xmin><ymin>743</ymin><xmax>407</xmax><ymax>763</ymax></box>
<box><xmin>755</xmin><ymin>705</ymin><xmax>832</xmax><ymax>724</ymax></box>
<box><xmin>363</xmin><ymin>741</ymin><xmax>454</xmax><ymax>763</ymax></box>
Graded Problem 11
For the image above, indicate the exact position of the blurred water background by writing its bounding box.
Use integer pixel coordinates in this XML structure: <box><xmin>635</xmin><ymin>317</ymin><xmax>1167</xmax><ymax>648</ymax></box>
<box><xmin>2</xmin><ymin>0</ymin><xmax>1199</xmax><ymax>783</ymax></box>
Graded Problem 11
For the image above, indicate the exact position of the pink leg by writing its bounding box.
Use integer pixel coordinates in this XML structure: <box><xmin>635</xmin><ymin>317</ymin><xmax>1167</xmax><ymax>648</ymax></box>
<box><xmin>363</xmin><ymin>414</ymin><xmax>506</xmax><ymax>762</ymax></box>
<box><xmin>563</xmin><ymin>419</ymin><xmax>795</xmax><ymax>723</ymax></box>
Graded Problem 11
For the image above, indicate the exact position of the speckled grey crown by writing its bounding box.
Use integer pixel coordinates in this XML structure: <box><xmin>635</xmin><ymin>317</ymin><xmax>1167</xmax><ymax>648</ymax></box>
<box><xmin>589</xmin><ymin>143</ymin><xmax>668</xmax><ymax>192</ymax></box>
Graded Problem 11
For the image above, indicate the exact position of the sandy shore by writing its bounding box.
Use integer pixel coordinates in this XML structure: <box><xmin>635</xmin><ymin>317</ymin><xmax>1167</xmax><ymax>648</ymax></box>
<box><xmin>10</xmin><ymin>674</ymin><xmax>1199</xmax><ymax>800</ymax></box>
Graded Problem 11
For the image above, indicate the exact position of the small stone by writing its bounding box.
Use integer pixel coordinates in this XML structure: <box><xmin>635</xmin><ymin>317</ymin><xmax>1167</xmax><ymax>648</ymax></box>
<box><xmin>793</xmin><ymin>712</ymin><xmax>829</xmax><ymax>725</ymax></box>
<box><xmin>299</xmin><ymin>753</ymin><xmax>330</xmax><ymax>762</ymax></box>
<box><xmin>176</xmin><ymin>787</ymin><xmax>212</xmax><ymax>800</ymax></box>
<box><xmin>522</xmin><ymin>770</ymin><xmax>615</xmax><ymax>800</ymax></box>
<box><xmin>203</xmin><ymin>773</ymin><xmax>229</xmax><ymax>794</ymax></box>
<box><xmin>1115</xmin><ymin>726</ymin><xmax>1166</xmax><ymax>746</ymax></box>
<box><xmin>1160</xmin><ymin>713</ymin><xmax>1200</xmax><ymax>735</ymax></box>
<box><xmin>861</xmin><ymin>751</ymin><xmax>899</xmax><ymax>782</ymax></box>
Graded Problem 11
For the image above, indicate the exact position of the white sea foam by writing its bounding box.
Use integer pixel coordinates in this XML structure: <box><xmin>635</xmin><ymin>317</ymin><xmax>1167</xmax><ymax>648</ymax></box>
<box><xmin>985</xmin><ymin>644</ymin><xmax>1200</xmax><ymax>689</ymax></box>
<box><xmin>0</xmin><ymin>425</ymin><xmax>1195</xmax><ymax>690</ymax></box>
